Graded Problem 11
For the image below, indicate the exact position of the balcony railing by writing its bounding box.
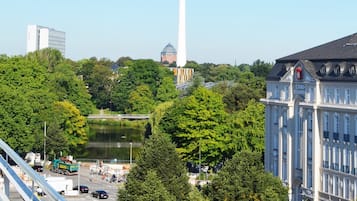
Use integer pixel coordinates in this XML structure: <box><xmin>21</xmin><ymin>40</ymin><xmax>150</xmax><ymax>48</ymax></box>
<box><xmin>331</xmin><ymin>163</ymin><xmax>339</xmax><ymax>171</ymax></box>
<box><xmin>342</xmin><ymin>165</ymin><xmax>350</xmax><ymax>174</ymax></box>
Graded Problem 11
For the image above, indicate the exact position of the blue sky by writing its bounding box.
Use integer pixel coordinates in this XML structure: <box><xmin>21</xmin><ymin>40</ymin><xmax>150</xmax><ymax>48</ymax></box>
<box><xmin>1</xmin><ymin>0</ymin><xmax>357</xmax><ymax>65</ymax></box>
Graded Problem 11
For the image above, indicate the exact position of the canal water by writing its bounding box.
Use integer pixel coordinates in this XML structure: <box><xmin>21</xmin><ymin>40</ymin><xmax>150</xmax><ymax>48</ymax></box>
<box><xmin>82</xmin><ymin>123</ymin><xmax>145</xmax><ymax>162</ymax></box>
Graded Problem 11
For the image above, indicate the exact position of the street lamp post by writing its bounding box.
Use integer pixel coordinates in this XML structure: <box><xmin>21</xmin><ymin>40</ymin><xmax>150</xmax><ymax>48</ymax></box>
<box><xmin>199</xmin><ymin>140</ymin><xmax>201</xmax><ymax>179</ymax></box>
<box><xmin>129</xmin><ymin>142</ymin><xmax>133</xmax><ymax>165</ymax></box>
<box><xmin>44</xmin><ymin>122</ymin><xmax>46</xmax><ymax>163</ymax></box>
<box><xmin>77</xmin><ymin>162</ymin><xmax>81</xmax><ymax>194</ymax></box>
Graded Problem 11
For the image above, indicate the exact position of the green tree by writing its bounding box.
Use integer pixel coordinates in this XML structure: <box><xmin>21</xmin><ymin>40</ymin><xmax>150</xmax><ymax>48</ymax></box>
<box><xmin>48</xmin><ymin>64</ymin><xmax>94</xmax><ymax>115</ymax></box>
<box><xmin>0</xmin><ymin>85</ymin><xmax>35</xmax><ymax>154</ymax></box>
<box><xmin>127</xmin><ymin>85</ymin><xmax>155</xmax><ymax>114</ymax></box>
<box><xmin>119</xmin><ymin>133</ymin><xmax>190</xmax><ymax>200</ymax></box>
<box><xmin>0</xmin><ymin>52</ymin><xmax>92</xmax><ymax>156</ymax></box>
<box><xmin>211</xmin><ymin>81</ymin><xmax>233</xmax><ymax>99</ymax></box>
<box><xmin>78</xmin><ymin>58</ymin><xmax>96</xmax><ymax>83</ymax></box>
<box><xmin>87</xmin><ymin>64</ymin><xmax>115</xmax><ymax>109</ymax></box>
<box><xmin>118</xmin><ymin>170</ymin><xmax>175</xmax><ymax>201</ymax></box>
<box><xmin>26</xmin><ymin>48</ymin><xmax>64</xmax><ymax>72</ymax></box>
<box><xmin>225</xmin><ymin>100</ymin><xmax>265</xmax><ymax>157</ymax></box>
<box><xmin>184</xmin><ymin>60</ymin><xmax>200</xmax><ymax>71</ymax></box>
<box><xmin>188</xmin><ymin>187</ymin><xmax>209</xmax><ymax>201</ymax></box>
<box><xmin>185</xmin><ymin>73</ymin><xmax>204</xmax><ymax>96</ymax></box>
<box><xmin>222</xmin><ymin>72</ymin><xmax>265</xmax><ymax>112</ymax></box>
<box><xmin>250</xmin><ymin>59</ymin><xmax>273</xmax><ymax>78</ymax></box>
<box><xmin>111</xmin><ymin>59</ymin><xmax>173</xmax><ymax>112</ymax></box>
<box><xmin>160</xmin><ymin>87</ymin><xmax>229</xmax><ymax>166</ymax></box>
<box><xmin>44</xmin><ymin>120</ymin><xmax>67</xmax><ymax>159</ymax></box>
<box><xmin>234</xmin><ymin>100</ymin><xmax>265</xmax><ymax>152</ymax></box>
<box><xmin>53</xmin><ymin>101</ymin><xmax>88</xmax><ymax>155</ymax></box>
<box><xmin>150</xmin><ymin>101</ymin><xmax>174</xmax><ymax>135</ymax></box>
<box><xmin>116</xmin><ymin>56</ymin><xmax>133</xmax><ymax>67</ymax></box>
<box><xmin>156</xmin><ymin>77</ymin><xmax>178</xmax><ymax>102</ymax></box>
<box><xmin>0</xmin><ymin>56</ymin><xmax>53</xmax><ymax>153</ymax></box>
<box><xmin>204</xmin><ymin>151</ymin><xmax>288</xmax><ymax>201</ymax></box>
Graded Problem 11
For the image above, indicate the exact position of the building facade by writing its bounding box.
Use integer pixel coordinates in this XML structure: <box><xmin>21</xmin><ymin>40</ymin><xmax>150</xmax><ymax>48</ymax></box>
<box><xmin>161</xmin><ymin>43</ymin><xmax>177</xmax><ymax>66</ymax></box>
<box><xmin>26</xmin><ymin>25</ymin><xmax>66</xmax><ymax>56</ymax></box>
<box><xmin>261</xmin><ymin>33</ymin><xmax>357</xmax><ymax>201</ymax></box>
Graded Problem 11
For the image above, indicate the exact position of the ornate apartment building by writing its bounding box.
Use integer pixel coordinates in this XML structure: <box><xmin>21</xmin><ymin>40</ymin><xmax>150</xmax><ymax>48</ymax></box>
<box><xmin>261</xmin><ymin>33</ymin><xmax>357</xmax><ymax>201</ymax></box>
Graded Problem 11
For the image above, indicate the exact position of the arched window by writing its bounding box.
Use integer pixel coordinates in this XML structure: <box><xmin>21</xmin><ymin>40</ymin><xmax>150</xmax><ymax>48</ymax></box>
<box><xmin>349</xmin><ymin>65</ymin><xmax>356</xmax><ymax>75</ymax></box>
<box><xmin>320</xmin><ymin>64</ymin><xmax>327</xmax><ymax>75</ymax></box>
<box><xmin>334</xmin><ymin>65</ymin><xmax>341</xmax><ymax>76</ymax></box>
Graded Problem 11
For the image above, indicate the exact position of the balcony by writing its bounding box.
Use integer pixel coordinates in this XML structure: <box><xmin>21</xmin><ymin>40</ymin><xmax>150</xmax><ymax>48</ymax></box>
<box><xmin>331</xmin><ymin>163</ymin><xmax>339</xmax><ymax>171</ymax></box>
<box><xmin>342</xmin><ymin>165</ymin><xmax>350</xmax><ymax>174</ymax></box>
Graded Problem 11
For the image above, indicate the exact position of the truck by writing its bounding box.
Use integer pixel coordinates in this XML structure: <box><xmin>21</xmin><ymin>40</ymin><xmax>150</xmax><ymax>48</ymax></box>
<box><xmin>45</xmin><ymin>176</ymin><xmax>73</xmax><ymax>195</ymax></box>
<box><xmin>24</xmin><ymin>152</ymin><xmax>44</xmax><ymax>172</ymax></box>
<box><xmin>51</xmin><ymin>157</ymin><xmax>79</xmax><ymax>175</ymax></box>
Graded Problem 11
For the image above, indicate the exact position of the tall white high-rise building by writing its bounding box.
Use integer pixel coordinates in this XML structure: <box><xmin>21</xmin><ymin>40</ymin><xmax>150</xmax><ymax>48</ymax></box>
<box><xmin>26</xmin><ymin>25</ymin><xmax>66</xmax><ymax>56</ymax></box>
<box><xmin>176</xmin><ymin>0</ymin><xmax>186</xmax><ymax>67</ymax></box>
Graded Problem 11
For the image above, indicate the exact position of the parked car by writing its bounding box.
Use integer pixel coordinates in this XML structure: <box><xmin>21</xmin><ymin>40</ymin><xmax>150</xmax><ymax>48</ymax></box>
<box><xmin>91</xmin><ymin>190</ymin><xmax>108</xmax><ymax>199</ymax></box>
<box><xmin>73</xmin><ymin>185</ymin><xmax>89</xmax><ymax>193</ymax></box>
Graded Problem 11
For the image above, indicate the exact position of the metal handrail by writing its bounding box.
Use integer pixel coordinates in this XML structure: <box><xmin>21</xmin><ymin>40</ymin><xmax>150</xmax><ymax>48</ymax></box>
<box><xmin>0</xmin><ymin>139</ymin><xmax>65</xmax><ymax>201</ymax></box>
<box><xmin>0</xmin><ymin>155</ymin><xmax>39</xmax><ymax>201</ymax></box>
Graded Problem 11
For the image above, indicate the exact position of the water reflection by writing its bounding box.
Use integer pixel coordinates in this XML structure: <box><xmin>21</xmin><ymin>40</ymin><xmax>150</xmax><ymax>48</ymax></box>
<box><xmin>82</xmin><ymin>124</ymin><xmax>145</xmax><ymax>161</ymax></box>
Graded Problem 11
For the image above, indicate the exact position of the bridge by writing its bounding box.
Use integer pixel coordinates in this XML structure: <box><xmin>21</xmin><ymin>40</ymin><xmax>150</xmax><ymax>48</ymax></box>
<box><xmin>0</xmin><ymin>139</ymin><xmax>66</xmax><ymax>201</ymax></box>
<box><xmin>87</xmin><ymin>114</ymin><xmax>150</xmax><ymax>120</ymax></box>
<box><xmin>87</xmin><ymin>142</ymin><xmax>142</xmax><ymax>148</ymax></box>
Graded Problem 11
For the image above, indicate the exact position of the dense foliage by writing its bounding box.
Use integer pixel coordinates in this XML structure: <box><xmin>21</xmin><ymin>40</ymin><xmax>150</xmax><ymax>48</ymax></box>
<box><xmin>111</xmin><ymin>59</ymin><xmax>177</xmax><ymax>113</ymax></box>
<box><xmin>203</xmin><ymin>151</ymin><xmax>288</xmax><ymax>201</ymax></box>
<box><xmin>118</xmin><ymin>133</ymin><xmax>190</xmax><ymax>200</ymax></box>
<box><xmin>0</xmin><ymin>49</ymin><xmax>282</xmax><ymax>200</ymax></box>
<box><xmin>76</xmin><ymin>58</ymin><xmax>115</xmax><ymax>109</ymax></box>
<box><xmin>0</xmin><ymin>49</ymin><xmax>93</xmax><ymax>155</ymax></box>
<box><xmin>159</xmin><ymin>87</ymin><xmax>230</xmax><ymax>166</ymax></box>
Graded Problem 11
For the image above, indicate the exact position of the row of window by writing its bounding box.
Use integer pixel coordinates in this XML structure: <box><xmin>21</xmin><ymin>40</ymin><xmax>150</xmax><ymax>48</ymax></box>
<box><xmin>268</xmin><ymin>84</ymin><xmax>357</xmax><ymax>105</ymax></box>
<box><xmin>323</xmin><ymin>145</ymin><xmax>357</xmax><ymax>176</ymax></box>
<box><xmin>319</xmin><ymin>63</ymin><xmax>357</xmax><ymax>76</ymax></box>
<box><xmin>322</xmin><ymin>174</ymin><xmax>357</xmax><ymax>200</ymax></box>
<box><xmin>269</xmin><ymin>85</ymin><xmax>313</xmax><ymax>102</ymax></box>
<box><xmin>323</xmin><ymin>87</ymin><xmax>357</xmax><ymax>104</ymax></box>
<box><xmin>323</xmin><ymin>113</ymin><xmax>357</xmax><ymax>142</ymax></box>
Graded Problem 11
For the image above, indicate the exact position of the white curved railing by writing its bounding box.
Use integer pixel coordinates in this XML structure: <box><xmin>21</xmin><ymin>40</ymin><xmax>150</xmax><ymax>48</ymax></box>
<box><xmin>0</xmin><ymin>139</ymin><xmax>65</xmax><ymax>201</ymax></box>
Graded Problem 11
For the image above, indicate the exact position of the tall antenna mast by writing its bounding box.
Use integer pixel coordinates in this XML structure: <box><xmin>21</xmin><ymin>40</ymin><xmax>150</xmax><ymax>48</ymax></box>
<box><xmin>177</xmin><ymin>0</ymin><xmax>187</xmax><ymax>67</ymax></box>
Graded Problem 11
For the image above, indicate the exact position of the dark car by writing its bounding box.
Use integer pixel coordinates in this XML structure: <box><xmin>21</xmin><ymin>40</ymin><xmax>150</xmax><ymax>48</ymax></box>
<box><xmin>33</xmin><ymin>165</ymin><xmax>43</xmax><ymax>172</ymax></box>
<box><xmin>91</xmin><ymin>190</ymin><xmax>108</xmax><ymax>199</ymax></box>
<box><xmin>73</xmin><ymin>185</ymin><xmax>89</xmax><ymax>193</ymax></box>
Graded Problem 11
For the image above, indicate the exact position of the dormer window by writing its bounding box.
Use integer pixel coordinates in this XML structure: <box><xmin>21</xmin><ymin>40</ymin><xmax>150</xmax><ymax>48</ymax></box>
<box><xmin>320</xmin><ymin>65</ymin><xmax>327</xmax><ymax>75</ymax></box>
<box><xmin>334</xmin><ymin>65</ymin><xmax>341</xmax><ymax>76</ymax></box>
<box><xmin>295</xmin><ymin>66</ymin><xmax>303</xmax><ymax>80</ymax></box>
<box><xmin>349</xmin><ymin>65</ymin><xmax>356</xmax><ymax>75</ymax></box>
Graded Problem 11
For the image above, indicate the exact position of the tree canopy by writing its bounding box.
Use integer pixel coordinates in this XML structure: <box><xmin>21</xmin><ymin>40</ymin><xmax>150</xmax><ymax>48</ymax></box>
<box><xmin>0</xmin><ymin>49</ymin><xmax>92</xmax><ymax>156</ymax></box>
<box><xmin>159</xmin><ymin>87</ymin><xmax>229</xmax><ymax>166</ymax></box>
<box><xmin>118</xmin><ymin>133</ymin><xmax>190</xmax><ymax>200</ymax></box>
<box><xmin>111</xmin><ymin>59</ymin><xmax>177</xmax><ymax>113</ymax></box>
<box><xmin>204</xmin><ymin>151</ymin><xmax>288</xmax><ymax>201</ymax></box>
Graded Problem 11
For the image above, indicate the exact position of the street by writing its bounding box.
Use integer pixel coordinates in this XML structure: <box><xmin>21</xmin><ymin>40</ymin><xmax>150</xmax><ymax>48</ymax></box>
<box><xmin>41</xmin><ymin>162</ymin><xmax>125</xmax><ymax>201</ymax></box>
